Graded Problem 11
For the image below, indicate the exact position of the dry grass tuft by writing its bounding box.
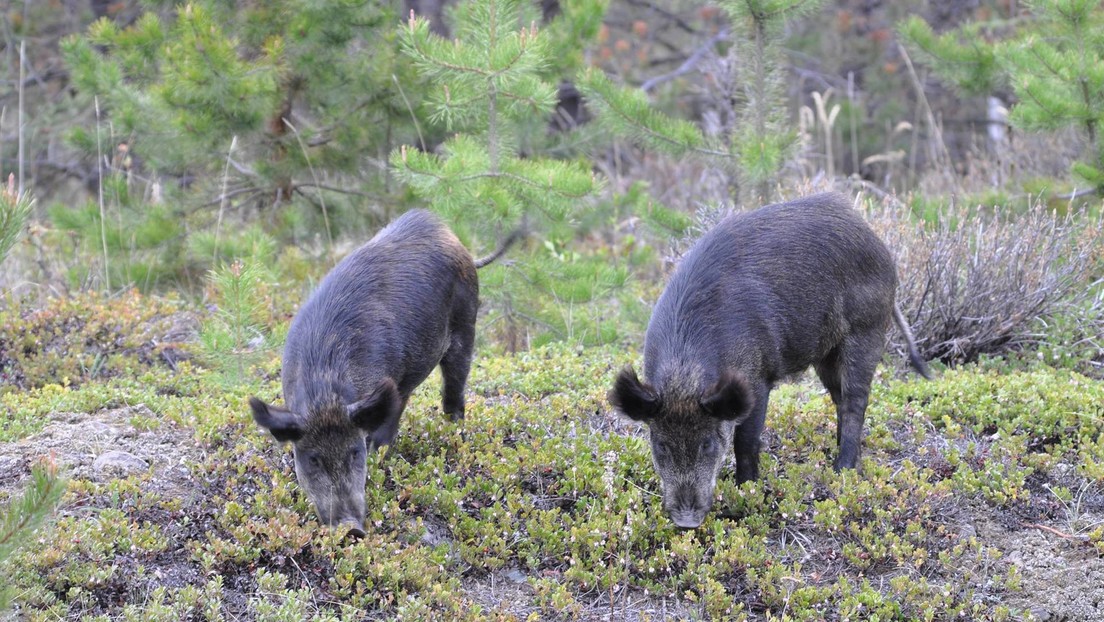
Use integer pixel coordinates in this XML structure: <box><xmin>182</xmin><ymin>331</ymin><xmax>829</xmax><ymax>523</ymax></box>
<box><xmin>868</xmin><ymin>195</ymin><xmax>1104</xmax><ymax>367</ymax></box>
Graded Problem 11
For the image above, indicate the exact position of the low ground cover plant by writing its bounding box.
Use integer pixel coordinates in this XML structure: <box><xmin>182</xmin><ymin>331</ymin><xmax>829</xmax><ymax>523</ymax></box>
<box><xmin>2</xmin><ymin>294</ymin><xmax>1102</xmax><ymax>620</ymax></box>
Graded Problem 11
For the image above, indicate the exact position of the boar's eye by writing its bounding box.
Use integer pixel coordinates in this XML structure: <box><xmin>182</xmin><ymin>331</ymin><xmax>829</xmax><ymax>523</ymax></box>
<box><xmin>347</xmin><ymin>444</ymin><xmax>365</xmax><ymax>465</ymax></box>
<box><xmin>698</xmin><ymin>436</ymin><xmax>720</xmax><ymax>457</ymax></box>
<box><xmin>306</xmin><ymin>453</ymin><xmax>323</xmax><ymax>469</ymax></box>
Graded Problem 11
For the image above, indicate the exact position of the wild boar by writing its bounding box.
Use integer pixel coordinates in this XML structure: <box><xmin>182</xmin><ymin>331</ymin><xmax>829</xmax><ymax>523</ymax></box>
<box><xmin>609</xmin><ymin>192</ymin><xmax>929</xmax><ymax>529</ymax></box>
<box><xmin>249</xmin><ymin>210</ymin><xmax>520</xmax><ymax>537</ymax></box>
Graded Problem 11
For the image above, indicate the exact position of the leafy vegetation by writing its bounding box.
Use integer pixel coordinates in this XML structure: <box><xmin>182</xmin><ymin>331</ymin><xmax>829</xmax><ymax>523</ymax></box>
<box><xmin>2</xmin><ymin>301</ymin><xmax>1103</xmax><ymax>619</ymax></box>
<box><xmin>0</xmin><ymin>290</ymin><xmax>189</xmax><ymax>394</ymax></box>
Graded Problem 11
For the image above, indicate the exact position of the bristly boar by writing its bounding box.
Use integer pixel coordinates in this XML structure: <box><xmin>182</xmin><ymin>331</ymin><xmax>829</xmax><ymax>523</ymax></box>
<box><xmin>249</xmin><ymin>210</ymin><xmax>521</xmax><ymax>537</ymax></box>
<box><xmin>609</xmin><ymin>192</ymin><xmax>929</xmax><ymax>529</ymax></box>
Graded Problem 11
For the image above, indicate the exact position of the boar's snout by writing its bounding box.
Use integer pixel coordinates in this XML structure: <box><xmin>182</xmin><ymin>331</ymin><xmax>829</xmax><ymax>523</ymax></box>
<box><xmin>342</xmin><ymin>520</ymin><xmax>367</xmax><ymax>540</ymax></box>
<box><xmin>665</xmin><ymin>484</ymin><xmax>711</xmax><ymax>529</ymax></box>
<box><xmin>307</xmin><ymin>485</ymin><xmax>367</xmax><ymax>534</ymax></box>
<box><xmin>312</xmin><ymin>498</ymin><xmax>366</xmax><ymax>530</ymax></box>
<box><xmin>670</xmin><ymin>512</ymin><xmax>705</xmax><ymax>530</ymax></box>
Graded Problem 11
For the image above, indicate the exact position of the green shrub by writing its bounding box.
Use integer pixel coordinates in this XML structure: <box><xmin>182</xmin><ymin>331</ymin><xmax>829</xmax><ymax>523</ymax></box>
<box><xmin>0</xmin><ymin>290</ymin><xmax>190</xmax><ymax>392</ymax></box>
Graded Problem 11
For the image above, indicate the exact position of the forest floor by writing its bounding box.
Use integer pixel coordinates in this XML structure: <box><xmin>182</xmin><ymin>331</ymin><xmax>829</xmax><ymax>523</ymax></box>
<box><xmin>2</xmin><ymin>296</ymin><xmax>1104</xmax><ymax>621</ymax></box>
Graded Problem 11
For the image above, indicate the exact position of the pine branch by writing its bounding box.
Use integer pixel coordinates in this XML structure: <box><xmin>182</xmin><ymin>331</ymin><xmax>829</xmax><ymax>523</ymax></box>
<box><xmin>0</xmin><ymin>458</ymin><xmax>65</xmax><ymax>572</ymax></box>
<box><xmin>898</xmin><ymin>17</ymin><xmax>1002</xmax><ymax>97</ymax></box>
<box><xmin>396</xmin><ymin>145</ymin><xmax>594</xmax><ymax>199</ymax></box>
<box><xmin>0</xmin><ymin>174</ymin><xmax>34</xmax><ymax>266</ymax></box>
<box><xmin>577</xmin><ymin>70</ymin><xmax>727</xmax><ymax>158</ymax></box>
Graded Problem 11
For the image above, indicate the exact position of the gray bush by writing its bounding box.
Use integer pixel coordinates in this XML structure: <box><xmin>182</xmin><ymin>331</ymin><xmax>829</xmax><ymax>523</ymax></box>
<box><xmin>867</xmin><ymin>196</ymin><xmax>1104</xmax><ymax>368</ymax></box>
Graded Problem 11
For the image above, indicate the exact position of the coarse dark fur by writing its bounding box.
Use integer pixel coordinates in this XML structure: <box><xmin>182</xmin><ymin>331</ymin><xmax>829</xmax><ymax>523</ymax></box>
<box><xmin>609</xmin><ymin>192</ymin><xmax>929</xmax><ymax>529</ymax></box>
<box><xmin>250</xmin><ymin>209</ymin><xmax>520</xmax><ymax>535</ymax></box>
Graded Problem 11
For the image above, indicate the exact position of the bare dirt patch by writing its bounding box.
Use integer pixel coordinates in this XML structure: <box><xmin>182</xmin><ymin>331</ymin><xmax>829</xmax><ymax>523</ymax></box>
<box><xmin>0</xmin><ymin>404</ymin><xmax>201</xmax><ymax>503</ymax></box>
<box><xmin>980</xmin><ymin>514</ymin><xmax>1104</xmax><ymax>621</ymax></box>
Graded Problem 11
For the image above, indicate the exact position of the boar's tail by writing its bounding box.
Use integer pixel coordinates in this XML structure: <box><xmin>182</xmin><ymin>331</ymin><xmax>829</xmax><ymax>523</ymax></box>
<box><xmin>474</xmin><ymin>220</ymin><xmax>527</xmax><ymax>269</ymax></box>
<box><xmin>893</xmin><ymin>304</ymin><xmax>932</xmax><ymax>379</ymax></box>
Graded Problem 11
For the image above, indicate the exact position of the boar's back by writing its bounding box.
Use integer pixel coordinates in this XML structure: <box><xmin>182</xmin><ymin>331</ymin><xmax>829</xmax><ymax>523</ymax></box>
<box><xmin>645</xmin><ymin>192</ymin><xmax>895</xmax><ymax>384</ymax></box>
<box><xmin>281</xmin><ymin>209</ymin><xmax>477</xmax><ymax>413</ymax></box>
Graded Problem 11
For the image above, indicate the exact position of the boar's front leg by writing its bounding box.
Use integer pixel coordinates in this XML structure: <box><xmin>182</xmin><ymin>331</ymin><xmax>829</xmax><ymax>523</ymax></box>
<box><xmin>368</xmin><ymin>395</ymin><xmax>409</xmax><ymax>454</ymax></box>
<box><xmin>733</xmin><ymin>384</ymin><xmax>771</xmax><ymax>484</ymax></box>
<box><xmin>814</xmin><ymin>354</ymin><xmax>844</xmax><ymax>445</ymax></box>
<box><xmin>825</xmin><ymin>329</ymin><xmax>885</xmax><ymax>471</ymax></box>
<box><xmin>439</xmin><ymin>320</ymin><xmax>475</xmax><ymax>422</ymax></box>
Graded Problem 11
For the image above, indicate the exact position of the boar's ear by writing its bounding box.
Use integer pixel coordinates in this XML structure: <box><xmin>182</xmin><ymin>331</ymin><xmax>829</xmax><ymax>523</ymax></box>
<box><xmin>250</xmin><ymin>397</ymin><xmax>304</xmax><ymax>443</ymax></box>
<box><xmin>347</xmin><ymin>378</ymin><xmax>402</xmax><ymax>433</ymax></box>
<box><xmin>608</xmin><ymin>366</ymin><xmax>660</xmax><ymax>421</ymax></box>
<box><xmin>699</xmin><ymin>372</ymin><xmax>754</xmax><ymax>421</ymax></box>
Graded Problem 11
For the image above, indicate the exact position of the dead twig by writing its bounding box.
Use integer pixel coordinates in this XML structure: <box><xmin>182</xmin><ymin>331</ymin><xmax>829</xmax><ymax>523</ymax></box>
<box><xmin>1023</xmin><ymin>523</ymin><xmax>1091</xmax><ymax>542</ymax></box>
<box><xmin>641</xmin><ymin>29</ymin><xmax>730</xmax><ymax>93</ymax></box>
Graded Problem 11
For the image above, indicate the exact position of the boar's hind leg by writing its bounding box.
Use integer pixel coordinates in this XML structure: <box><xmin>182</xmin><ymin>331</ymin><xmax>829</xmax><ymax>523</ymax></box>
<box><xmin>440</xmin><ymin>322</ymin><xmax>475</xmax><ymax>422</ymax></box>
<box><xmin>825</xmin><ymin>329</ymin><xmax>885</xmax><ymax>472</ymax></box>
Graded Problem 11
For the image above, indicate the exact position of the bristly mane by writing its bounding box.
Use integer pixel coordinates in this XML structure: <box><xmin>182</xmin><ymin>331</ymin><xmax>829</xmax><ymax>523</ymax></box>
<box><xmin>649</xmin><ymin>358</ymin><xmax>710</xmax><ymax>420</ymax></box>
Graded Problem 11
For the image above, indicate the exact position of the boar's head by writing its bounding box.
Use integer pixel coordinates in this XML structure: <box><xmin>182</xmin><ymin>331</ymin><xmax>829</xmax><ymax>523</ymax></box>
<box><xmin>249</xmin><ymin>379</ymin><xmax>402</xmax><ymax>538</ymax></box>
<box><xmin>609</xmin><ymin>367</ymin><xmax>753</xmax><ymax>529</ymax></box>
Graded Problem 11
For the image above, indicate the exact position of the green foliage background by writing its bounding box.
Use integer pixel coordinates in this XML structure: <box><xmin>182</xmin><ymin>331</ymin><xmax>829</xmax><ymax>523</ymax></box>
<box><xmin>901</xmin><ymin>0</ymin><xmax>1104</xmax><ymax>191</ymax></box>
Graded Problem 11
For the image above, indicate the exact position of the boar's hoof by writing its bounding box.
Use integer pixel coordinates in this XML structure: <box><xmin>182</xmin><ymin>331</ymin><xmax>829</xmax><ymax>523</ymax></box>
<box><xmin>443</xmin><ymin>394</ymin><xmax>465</xmax><ymax>422</ymax></box>
<box><xmin>832</xmin><ymin>454</ymin><xmax>859</xmax><ymax>472</ymax></box>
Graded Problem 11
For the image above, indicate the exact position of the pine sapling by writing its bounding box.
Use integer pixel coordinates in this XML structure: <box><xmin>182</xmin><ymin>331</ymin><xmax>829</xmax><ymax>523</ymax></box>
<box><xmin>393</xmin><ymin>0</ymin><xmax>638</xmax><ymax>348</ymax></box>
<box><xmin>0</xmin><ymin>173</ymin><xmax>33</xmax><ymax>267</ymax></box>
<box><xmin>200</xmin><ymin>259</ymin><xmax>272</xmax><ymax>386</ymax></box>
<box><xmin>579</xmin><ymin>0</ymin><xmax>821</xmax><ymax>204</ymax></box>
<box><xmin>0</xmin><ymin>457</ymin><xmax>65</xmax><ymax>611</ymax></box>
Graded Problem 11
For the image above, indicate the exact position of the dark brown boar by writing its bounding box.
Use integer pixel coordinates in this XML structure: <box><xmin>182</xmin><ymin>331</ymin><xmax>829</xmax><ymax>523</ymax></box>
<box><xmin>609</xmin><ymin>192</ymin><xmax>928</xmax><ymax>529</ymax></box>
<box><xmin>249</xmin><ymin>210</ymin><xmax>520</xmax><ymax>536</ymax></box>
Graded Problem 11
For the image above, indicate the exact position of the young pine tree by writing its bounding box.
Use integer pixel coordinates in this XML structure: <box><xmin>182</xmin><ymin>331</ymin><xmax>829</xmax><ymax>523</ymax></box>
<box><xmin>901</xmin><ymin>0</ymin><xmax>1104</xmax><ymax>193</ymax></box>
<box><xmin>579</xmin><ymin>0</ymin><xmax>821</xmax><ymax>206</ymax></box>
<box><xmin>0</xmin><ymin>174</ymin><xmax>33</xmax><ymax>267</ymax></box>
<box><xmin>0</xmin><ymin>460</ymin><xmax>65</xmax><ymax>611</ymax></box>
<box><xmin>199</xmin><ymin>257</ymin><xmax>278</xmax><ymax>388</ymax></box>
<box><xmin>59</xmin><ymin>1</ymin><xmax>425</xmax><ymax>286</ymax></box>
<box><xmin>393</xmin><ymin>0</ymin><xmax>634</xmax><ymax>348</ymax></box>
